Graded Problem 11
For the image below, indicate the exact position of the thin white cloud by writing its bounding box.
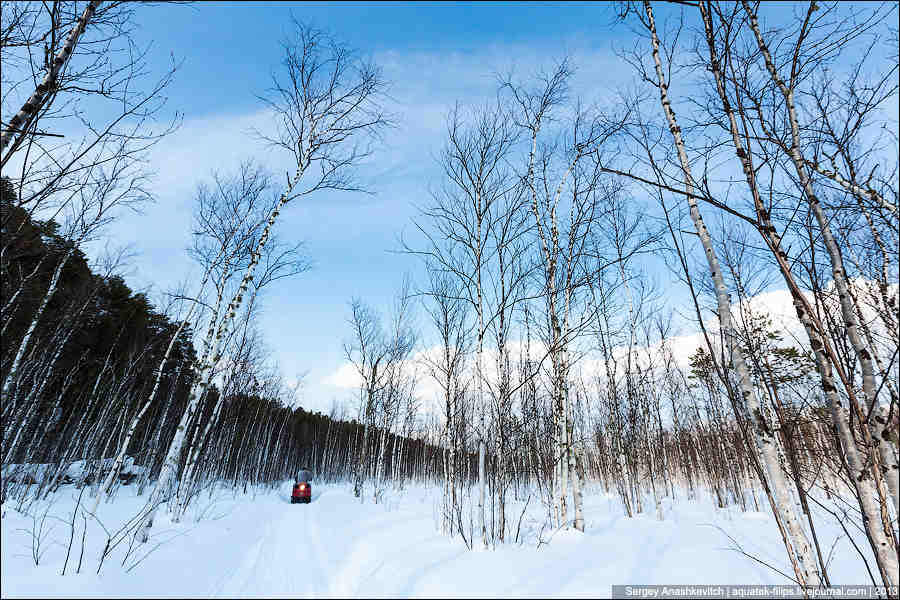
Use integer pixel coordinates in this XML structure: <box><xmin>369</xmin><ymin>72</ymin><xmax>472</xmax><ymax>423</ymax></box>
<box><xmin>320</xmin><ymin>281</ymin><xmax>899</xmax><ymax>422</ymax></box>
<box><xmin>74</xmin><ymin>39</ymin><xmax>691</xmax><ymax>418</ymax></box>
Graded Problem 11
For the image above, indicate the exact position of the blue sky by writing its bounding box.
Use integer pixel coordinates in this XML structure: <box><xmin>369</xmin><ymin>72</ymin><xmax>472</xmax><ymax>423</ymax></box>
<box><xmin>90</xmin><ymin>1</ymin><xmax>660</xmax><ymax>414</ymax></box>
<box><xmin>77</xmin><ymin>1</ymin><xmax>894</xmax><ymax>415</ymax></box>
<box><xmin>133</xmin><ymin>2</ymin><xmax>629</xmax><ymax>111</ymax></box>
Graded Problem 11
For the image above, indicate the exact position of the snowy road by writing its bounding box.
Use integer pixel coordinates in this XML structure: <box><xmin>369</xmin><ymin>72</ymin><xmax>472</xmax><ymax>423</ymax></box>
<box><xmin>214</xmin><ymin>485</ymin><xmax>451</xmax><ymax>598</ymax></box>
<box><xmin>216</xmin><ymin>487</ymin><xmax>375</xmax><ymax>597</ymax></box>
<box><xmin>3</xmin><ymin>481</ymin><xmax>876</xmax><ymax>598</ymax></box>
<box><xmin>208</xmin><ymin>483</ymin><xmax>795</xmax><ymax>598</ymax></box>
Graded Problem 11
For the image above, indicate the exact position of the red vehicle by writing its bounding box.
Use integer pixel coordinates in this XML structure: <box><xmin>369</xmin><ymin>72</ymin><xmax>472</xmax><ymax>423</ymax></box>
<box><xmin>291</xmin><ymin>469</ymin><xmax>312</xmax><ymax>504</ymax></box>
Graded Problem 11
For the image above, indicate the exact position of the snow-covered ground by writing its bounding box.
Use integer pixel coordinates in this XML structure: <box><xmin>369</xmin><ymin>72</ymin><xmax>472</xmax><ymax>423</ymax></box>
<box><xmin>1</xmin><ymin>481</ymin><xmax>874</xmax><ymax>598</ymax></box>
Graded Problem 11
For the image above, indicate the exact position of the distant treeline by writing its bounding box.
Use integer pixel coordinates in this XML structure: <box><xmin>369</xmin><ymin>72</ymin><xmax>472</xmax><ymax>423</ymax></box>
<box><xmin>1</xmin><ymin>177</ymin><xmax>445</xmax><ymax>507</ymax></box>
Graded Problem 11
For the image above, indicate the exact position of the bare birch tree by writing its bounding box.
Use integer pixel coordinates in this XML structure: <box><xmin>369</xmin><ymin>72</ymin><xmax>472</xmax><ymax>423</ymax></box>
<box><xmin>609</xmin><ymin>0</ymin><xmax>826</xmax><ymax>586</ymax></box>
<box><xmin>422</xmin><ymin>268</ymin><xmax>470</xmax><ymax>536</ymax></box>
<box><xmin>502</xmin><ymin>63</ymin><xmax>627</xmax><ymax>532</ymax></box>
<box><xmin>406</xmin><ymin>100</ymin><xmax>518</xmax><ymax>546</ymax></box>
<box><xmin>138</xmin><ymin>21</ymin><xmax>387</xmax><ymax>543</ymax></box>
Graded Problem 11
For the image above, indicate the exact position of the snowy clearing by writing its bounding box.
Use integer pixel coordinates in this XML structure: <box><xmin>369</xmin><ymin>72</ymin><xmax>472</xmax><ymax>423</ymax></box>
<box><xmin>1</xmin><ymin>482</ymin><xmax>874</xmax><ymax>598</ymax></box>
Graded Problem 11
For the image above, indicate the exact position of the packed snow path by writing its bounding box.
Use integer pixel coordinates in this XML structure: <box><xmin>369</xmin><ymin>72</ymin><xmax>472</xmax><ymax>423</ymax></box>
<box><xmin>214</xmin><ymin>486</ymin><xmax>442</xmax><ymax>597</ymax></box>
<box><xmin>208</xmin><ymin>484</ymin><xmax>836</xmax><ymax>597</ymax></box>
<box><xmin>2</xmin><ymin>482</ymin><xmax>875</xmax><ymax>598</ymax></box>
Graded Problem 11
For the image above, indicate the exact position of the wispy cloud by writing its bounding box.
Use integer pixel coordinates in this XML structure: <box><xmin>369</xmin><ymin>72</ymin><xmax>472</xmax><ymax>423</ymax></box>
<box><xmin>319</xmin><ymin>282</ymin><xmax>899</xmax><ymax>421</ymax></box>
<box><xmin>84</xmin><ymin>39</ymin><xmax>641</xmax><ymax>417</ymax></box>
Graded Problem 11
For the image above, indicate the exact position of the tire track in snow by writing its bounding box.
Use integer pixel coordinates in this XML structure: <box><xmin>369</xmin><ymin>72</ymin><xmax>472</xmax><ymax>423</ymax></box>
<box><xmin>215</xmin><ymin>498</ymin><xmax>316</xmax><ymax>597</ymax></box>
<box><xmin>215</xmin><ymin>485</ymin><xmax>462</xmax><ymax>598</ymax></box>
<box><xmin>215</xmin><ymin>486</ymin><xmax>361</xmax><ymax>598</ymax></box>
<box><xmin>213</xmin><ymin>517</ymin><xmax>272</xmax><ymax>597</ymax></box>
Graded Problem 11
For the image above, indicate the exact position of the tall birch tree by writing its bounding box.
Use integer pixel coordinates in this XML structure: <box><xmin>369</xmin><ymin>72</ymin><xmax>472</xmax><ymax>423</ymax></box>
<box><xmin>621</xmin><ymin>0</ymin><xmax>824</xmax><ymax>586</ymax></box>
<box><xmin>138</xmin><ymin>22</ymin><xmax>387</xmax><ymax>543</ymax></box>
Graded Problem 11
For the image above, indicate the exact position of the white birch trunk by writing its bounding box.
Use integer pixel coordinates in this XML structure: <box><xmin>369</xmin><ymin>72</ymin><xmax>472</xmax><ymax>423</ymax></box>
<box><xmin>642</xmin><ymin>0</ymin><xmax>823</xmax><ymax>586</ymax></box>
<box><xmin>175</xmin><ymin>380</ymin><xmax>229</xmax><ymax>517</ymax></box>
<box><xmin>1</xmin><ymin>247</ymin><xmax>73</xmax><ymax>404</ymax></box>
<box><xmin>176</xmin><ymin>290</ymin><xmax>263</xmax><ymax>516</ymax></box>
<box><xmin>737</xmin><ymin>2</ymin><xmax>898</xmax><ymax>583</ymax></box>
<box><xmin>475</xmin><ymin>198</ymin><xmax>487</xmax><ymax>548</ymax></box>
<box><xmin>0</xmin><ymin>1</ymin><xmax>102</xmax><ymax>155</ymax></box>
<box><xmin>139</xmin><ymin>165</ymin><xmax>303</xmax><ymax>543</ymax></box>
<box><xmin>740</xmin><ymin>0</ymin><xmax>898</xmax><ymax>515</ymax></box>
<box><xmin>374</xmin><ymin>423</ymin><xmax>388</xmax><ymax>503</ymax></box>
<box><xmin>448</xmin><ymin>373</ymin><xmax>458</xmax><ymax>536</ymax></box>
<box><xmin>93</xmin><ymin>317</ymin><xmax>193</xmax><ymax>515</ymax></box>
<box><xmin>0</xmin><ymin>254</ymin><xmax>49</xmax><ymax>337</ymax></box>
<box><xmin>565</xmin><ymin>368</ymin><xmax>585</xmax><ymax>531</ymax></box>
